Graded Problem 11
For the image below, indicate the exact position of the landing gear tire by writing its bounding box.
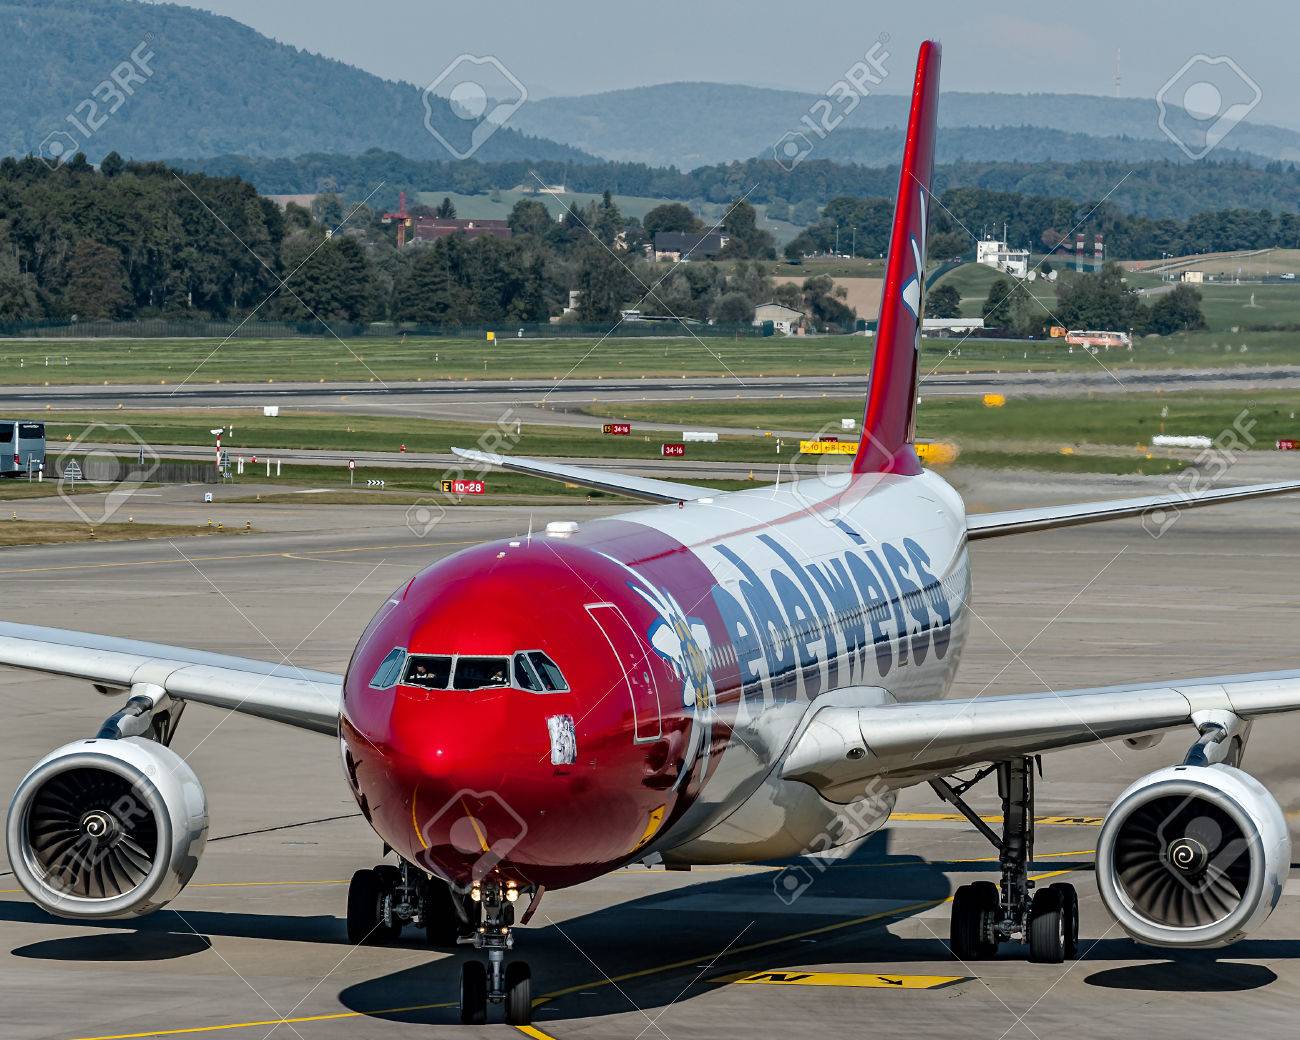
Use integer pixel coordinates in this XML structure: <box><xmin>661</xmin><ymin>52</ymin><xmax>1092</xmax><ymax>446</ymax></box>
<box><xmin>345</xmin><ymin>868</ymin><xmax>379</xmax><ymax>941</ymax></box>
<box><xmin>424</xmin><ymin>877</ymin><xmax>462</xmax><ymax>948</ymax></box>
<box><xmin>347</xmin><ymin>867</ymin><xmax>403</xmax><ymax>945</ymax></box>
<box><xmin>1048</xmin><ymin>882</ymin><xmax>1079</xmax><ymax>960</ymax></box>
<box><xmin>950</xmin><ymin>880</ymin><xmax>1000</xmax><ymax>960</ymax></box>
<box><xmin>460</xmin><ymin>961</ymin><xmax>488</xmax><ymax>1025</ymax></box>
<box><xmin>504</xmin><ymin>961</ymin><xmax>532</xmax><ymax>1026</ymax></box>
<box><xmin>1027</xmin><ymin>887</ymin><xmax>1067</xmax><ymax>964</ymax></box>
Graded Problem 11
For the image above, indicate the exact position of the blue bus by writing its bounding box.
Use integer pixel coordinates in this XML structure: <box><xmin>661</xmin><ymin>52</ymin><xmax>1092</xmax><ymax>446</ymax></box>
<box><xmin>0</xmin><ymin>421</ymin><xmax>45</xmax><ymax>476</ymax></box>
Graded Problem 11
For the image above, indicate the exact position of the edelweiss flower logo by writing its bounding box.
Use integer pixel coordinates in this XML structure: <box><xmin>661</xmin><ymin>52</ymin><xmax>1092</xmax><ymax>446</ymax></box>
<box><xmin>643</xmin><ymin>595</ymin><xmax>714</xmax><ymax>714</ymax></box>
<box><xmin>598</xmin><ymin>554</ymin><xmax>715</xmax><ymax>715</ymax></box>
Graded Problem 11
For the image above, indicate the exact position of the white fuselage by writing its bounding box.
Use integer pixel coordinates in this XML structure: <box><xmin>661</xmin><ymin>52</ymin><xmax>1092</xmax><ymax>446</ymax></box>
<box><xmin>605</xmin><ymin>469</ymin><xmax>972</xmax><ymax>864</ymax></box>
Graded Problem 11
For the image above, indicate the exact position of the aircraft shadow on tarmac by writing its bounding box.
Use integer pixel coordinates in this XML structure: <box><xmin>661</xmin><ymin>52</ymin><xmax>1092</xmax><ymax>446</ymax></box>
<box><xmin>1</xmin><ymin>833</ymin><xmax>1293</xmax><ymax>1025</ymax></box>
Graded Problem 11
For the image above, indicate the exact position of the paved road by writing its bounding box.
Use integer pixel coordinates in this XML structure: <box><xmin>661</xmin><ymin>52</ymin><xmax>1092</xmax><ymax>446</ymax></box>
<box><xmin>3</xmin><ymin>477</ymin><xmax>1300</xmax><ymax>1039</ymax></box>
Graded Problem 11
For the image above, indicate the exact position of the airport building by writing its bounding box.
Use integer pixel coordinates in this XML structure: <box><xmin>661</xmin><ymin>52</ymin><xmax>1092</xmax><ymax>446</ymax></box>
<box><xmin>976</xmin><ymin>237</ymin><xmax>1031</xmax><ymax>279</ymax></box>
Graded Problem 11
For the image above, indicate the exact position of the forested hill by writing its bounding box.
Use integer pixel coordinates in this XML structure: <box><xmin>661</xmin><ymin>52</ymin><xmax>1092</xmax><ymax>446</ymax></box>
<box><xmin>816</xmin><ymin>125</ymin><xmax>1268</xmax><ymax>168</ymax></box>
<box><xmin>512</xmin><ymin>82</ymin><xmax>1300</xmax><ymax>168</ymax></box>
<box><xmin>0</xmin><ymin>0</ymin><xmax>589</xmax><ymax>164</ymax></box>
<box><xmin>182</xmin><ymin>151</ymin><xmax>1300</xmax><ymax>222</ymax></box>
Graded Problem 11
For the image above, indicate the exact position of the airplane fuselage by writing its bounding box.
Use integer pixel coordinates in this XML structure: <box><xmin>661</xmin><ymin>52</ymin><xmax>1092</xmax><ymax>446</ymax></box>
<box><xmin>339</xmin><ymin>468</ymin><xmax>972</xmax><ymax>892</ymax></box>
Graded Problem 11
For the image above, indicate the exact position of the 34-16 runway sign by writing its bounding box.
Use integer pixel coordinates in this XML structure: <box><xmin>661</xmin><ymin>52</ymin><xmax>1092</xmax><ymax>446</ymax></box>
<box><xmin>603</xmin><ymin>422</ymin><xmax>631</xmax><ymax>435</ymax></box>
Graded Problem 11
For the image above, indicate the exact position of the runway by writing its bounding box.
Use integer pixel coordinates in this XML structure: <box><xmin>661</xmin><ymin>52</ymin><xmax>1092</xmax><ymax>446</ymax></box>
<box><xmin>3</xmin><ymin>474</ymin><xmax>1300</xmax><ymax>1039</ymax></box>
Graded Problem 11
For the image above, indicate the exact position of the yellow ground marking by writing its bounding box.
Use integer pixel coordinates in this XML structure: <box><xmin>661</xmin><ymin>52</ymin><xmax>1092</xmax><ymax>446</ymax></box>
<box><xmin>0</xmin><ymin>538</ymin><xmax>478</xmax><ymax>576</ymax></box>
<box><xmin>59</xmin><ymin>865</ymin><xmax>1085</xmax><ymax>1038</ymax></box>
<box><xmin>515</xmin><ymin>1027</ymin><xmax>563</xmax><ymax>1040</ymax></box>
<box><xmin>889</xmin><ymin>812</ymin><xmax>1102</xmax><ymax>826</ymax></box>
<box><xmin>734</xmin><ymin>970</ymin><xmax>966</xmax><ymax>990</ymax></box>
<box><xmin>611</xmin><ymin>849</ymin><xmax>1095</xmax><ymax>877</ymax></box>
<box><xmin>67</xmin><ymin>1001</ymin><xmax>455</xmax><ymax>1040</ymax></box>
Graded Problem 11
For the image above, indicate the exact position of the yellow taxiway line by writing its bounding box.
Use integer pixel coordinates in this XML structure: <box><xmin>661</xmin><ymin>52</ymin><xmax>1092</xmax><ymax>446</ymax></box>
<box><xmin>61</xmin><ymin>860</ymin><xmax>1083</xmax><ymax>1040</ymax></box>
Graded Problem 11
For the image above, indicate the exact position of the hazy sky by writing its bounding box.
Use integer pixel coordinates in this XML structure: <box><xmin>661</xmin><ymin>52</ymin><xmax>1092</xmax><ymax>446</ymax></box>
<box><xmin>155</xmin><ymin>0</ymin><xmax>1299</xmax><ymax>127</ymax></box>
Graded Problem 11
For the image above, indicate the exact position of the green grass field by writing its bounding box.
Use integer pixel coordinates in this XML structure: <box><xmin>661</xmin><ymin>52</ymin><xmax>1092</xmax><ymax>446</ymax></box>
<box><xmin>934</xmin><ymin>261</ymin><xmax>1300</xmax><ymax>332</ymax></box>
<box><xmin>42</xmin><ymin>410</ymin><xmax>786</xmax><ymax>464</ymax></box>
<box><xmin>0</xmin><ymin>520</ymin><xmax>225</xmax><ymax>546</ymax></box>
<box><xmin>1196</xmin><ymin>282</ymin><xmax>1300</xmax><ymax>331</ymax></box>
<box><xmin>586</xmin><ymin>389</ymin><xmax>1299</xmax><ymax>452</ymax></box>
<box><xmin>41</xmin><ymin>404</ymin><xmax>1192</xmax><ymax>481</ymax></box>
<box><xmin>933</xmin><ymin>262</ymin><xmax>1006</xmax><ymax>316</ymax></box>
<box><xmin>7</xmin><ymin>326</ymin><xmax>1300</xmax><ymax>388</ymax></box>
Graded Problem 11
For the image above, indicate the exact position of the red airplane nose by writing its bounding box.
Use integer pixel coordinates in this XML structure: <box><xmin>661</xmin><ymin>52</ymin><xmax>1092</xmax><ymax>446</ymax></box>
<box><xmin>341</xmin><ymin>537</ymin><xmax>699</xmax><ymax>890</ymax></box>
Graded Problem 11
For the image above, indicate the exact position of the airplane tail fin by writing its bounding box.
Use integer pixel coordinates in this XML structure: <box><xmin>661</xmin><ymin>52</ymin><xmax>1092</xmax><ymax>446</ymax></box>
<box><xmin>852</xmin><ymin>40</ymin><xmax>941</xmax><ymax>476</ymax></box>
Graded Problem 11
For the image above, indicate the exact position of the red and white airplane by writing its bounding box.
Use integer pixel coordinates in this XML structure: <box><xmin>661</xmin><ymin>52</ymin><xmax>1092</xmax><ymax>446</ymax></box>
<box><xmin>5</xmin><ymin>39</ymin><xmax>1300</xmax><ymax>1028</ymax></box>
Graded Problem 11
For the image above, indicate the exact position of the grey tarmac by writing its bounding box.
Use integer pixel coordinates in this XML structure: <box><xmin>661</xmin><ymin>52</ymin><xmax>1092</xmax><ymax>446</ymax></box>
<box><xmin>2</xmin><ymin>473</ymin><xmax>1300</xmax><ymax>1040</ymax></box>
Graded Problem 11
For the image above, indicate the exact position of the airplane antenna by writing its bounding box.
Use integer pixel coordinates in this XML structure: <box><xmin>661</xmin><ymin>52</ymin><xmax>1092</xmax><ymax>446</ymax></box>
<box><xmin>1113</xmin><ymin>48</ymin><xmax>1122</xmax><ymax>98</ymax></box>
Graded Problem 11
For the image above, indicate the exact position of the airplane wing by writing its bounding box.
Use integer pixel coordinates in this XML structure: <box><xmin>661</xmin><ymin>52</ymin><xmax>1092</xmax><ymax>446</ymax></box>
<box><xmin>781</xmin><ymin>669</ymin><xmax>1300</xmax><ymax>801</ymax></box>
<box><xmin>967</xmin><ymin>479</ymin><xmax>1300</xmax><ymax>539</ymax></box>
<box><xmin>451</xmin><ymin>447</ymin><xmax>719</xmax><ymax>504</ymax></box>
<box><xmin>0</xmin><ymin>622</ymin><xmax>341</xmax><ymax>735</ymax></box>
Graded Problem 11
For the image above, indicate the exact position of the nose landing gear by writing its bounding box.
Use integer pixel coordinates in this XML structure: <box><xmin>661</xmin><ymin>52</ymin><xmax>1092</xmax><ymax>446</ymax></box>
<box><xmin>460</xmin><ymin>880</ymin><xmax>532</xmax><ymax>1026</ymax></box>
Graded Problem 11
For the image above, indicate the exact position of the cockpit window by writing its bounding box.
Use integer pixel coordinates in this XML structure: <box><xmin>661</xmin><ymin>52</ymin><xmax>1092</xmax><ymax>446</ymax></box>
<box><xmin>527</xmin><ymin>651</ymin><xmax>568</xmax><ymax>692</ymax></box>
<box><xmin>369</xmin><ymin>648</ymin><xmax>406</xmax><ymax>690</ymax></box>
<box><xmin>453</xmin><ymin>656</ymin><xmax>510</xmax><ymax>690</ymax></box>
<box><xmin>404</xmin><ymin>655</ymin><xmax>452</xmax><ymax>689</ymax></box>
<box><xmin>513</xmin><ymin>653</ymin><xmax>543</xmax><ymax>692</ymax></box>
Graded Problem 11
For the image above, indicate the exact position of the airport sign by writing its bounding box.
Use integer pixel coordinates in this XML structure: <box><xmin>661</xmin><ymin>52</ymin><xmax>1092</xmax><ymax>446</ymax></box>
<box><xmin>442</xmin><ymin>478</ymin><xmax>487</xmax><ymax>495</ymax></box>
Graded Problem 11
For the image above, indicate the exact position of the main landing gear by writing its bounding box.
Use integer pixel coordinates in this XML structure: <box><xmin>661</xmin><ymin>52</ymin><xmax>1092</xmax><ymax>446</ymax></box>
<box><xmin>931</xmin><ymin>757</ymin><xmax>1079</xmax><ymax>965</ymax></box>
<box><xmin>346</xmin><ymin>860</ymin><xmax>470</xmax><ymax>947</ymax></box>
<box><xmin>459</xmin><ymin>880</ymin><xmax>532</xmax><ymax>1026</ymax></box>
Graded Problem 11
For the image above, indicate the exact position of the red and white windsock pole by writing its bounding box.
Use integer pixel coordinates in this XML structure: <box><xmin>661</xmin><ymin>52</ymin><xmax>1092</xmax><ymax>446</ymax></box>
<box><xmin>211</xmin><ymin>427</ymin><xmax>225</xmax><ymax>472</ymax></box>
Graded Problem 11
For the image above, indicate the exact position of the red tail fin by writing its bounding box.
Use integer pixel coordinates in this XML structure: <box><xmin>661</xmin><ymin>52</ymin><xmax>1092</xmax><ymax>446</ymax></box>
<box><xmin>853</xmin><ymin>40</ymin><xmax>941</xmax><ymax>476</ymax></box>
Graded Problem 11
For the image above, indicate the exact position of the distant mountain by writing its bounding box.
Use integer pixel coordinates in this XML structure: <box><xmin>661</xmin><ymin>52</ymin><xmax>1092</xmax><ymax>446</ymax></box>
<box><xmin>511</xmin><ymin>82</ymin><xmax>1300</xmax><ymax>169</ymax></box>
<box><xmin>0</xmin><ymin>0</ymin><xmax>591</xmax><ymax>165</ymax></box>
<box><xmin>817</xmin><ymin>125</ymin><xmax>1269</xmax><ymax>168</ymax></box>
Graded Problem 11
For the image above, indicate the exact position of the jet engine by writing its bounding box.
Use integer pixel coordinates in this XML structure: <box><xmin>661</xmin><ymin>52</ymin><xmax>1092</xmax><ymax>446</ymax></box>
<box><xmin>6</xmin><ymin>737</ymin><xmax>208</xmax><ymax>919</ymax></box>
<box><xmin>1096</xmin><ymin>763</ymin><xmax>1289</xmax><ymax>948</ymax></box>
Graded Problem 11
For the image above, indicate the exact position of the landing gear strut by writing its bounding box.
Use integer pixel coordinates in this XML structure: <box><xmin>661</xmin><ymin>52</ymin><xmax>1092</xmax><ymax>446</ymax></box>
<box><xmin>460</xmin><ymin>880</ymin><xmax>532</xmax><ymax>1026</ymax></box>
<box><xmin>932</xmin><ymin>757</ymin><xmax>1078</xmax><ymax>964</ymax></box>
<box><xmin>346</xmin><ymin>860</ymin><xmax>471</xmax><ymax>947</ymax></box>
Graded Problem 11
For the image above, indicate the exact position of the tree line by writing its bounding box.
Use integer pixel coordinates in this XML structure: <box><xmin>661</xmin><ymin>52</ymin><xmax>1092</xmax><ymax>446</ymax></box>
<box><xmin>793</xmin><ymin>188</ymin><xmax>1300</xmax><ymax>263</ymax></box>
<box><xmin>182</xmin><ymin>150</ymin><xmax>1300</xmax><ymax>222</ymax></box>
<box><xmin>0</xmin><ymin>155</ymin><xmax>863</xmax><ymax>329</ymax></box>
<box><xmin>977</xmin><ymin>264</ymin><xmax>1207</xmax><ymax>338</ymax></box>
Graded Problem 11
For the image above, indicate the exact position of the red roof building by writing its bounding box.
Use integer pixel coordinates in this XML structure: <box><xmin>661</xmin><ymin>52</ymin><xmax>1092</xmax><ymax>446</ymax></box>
<box><xmin>410</xmin><ymin>218</ymin><xmax>512</xmax><ymax>244</ymax></box>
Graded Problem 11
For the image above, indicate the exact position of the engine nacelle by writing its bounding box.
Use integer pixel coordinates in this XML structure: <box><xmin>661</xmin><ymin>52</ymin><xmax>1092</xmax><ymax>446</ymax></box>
<box><xmin>1096</xmin><ymin>763</ymin><xmax>1289</xmax><ymax>948</ymax></box>
<box><xmin>6</xmin><ymin>738</ymin><xmax>208</xmax><ymax>919</ymax></box>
